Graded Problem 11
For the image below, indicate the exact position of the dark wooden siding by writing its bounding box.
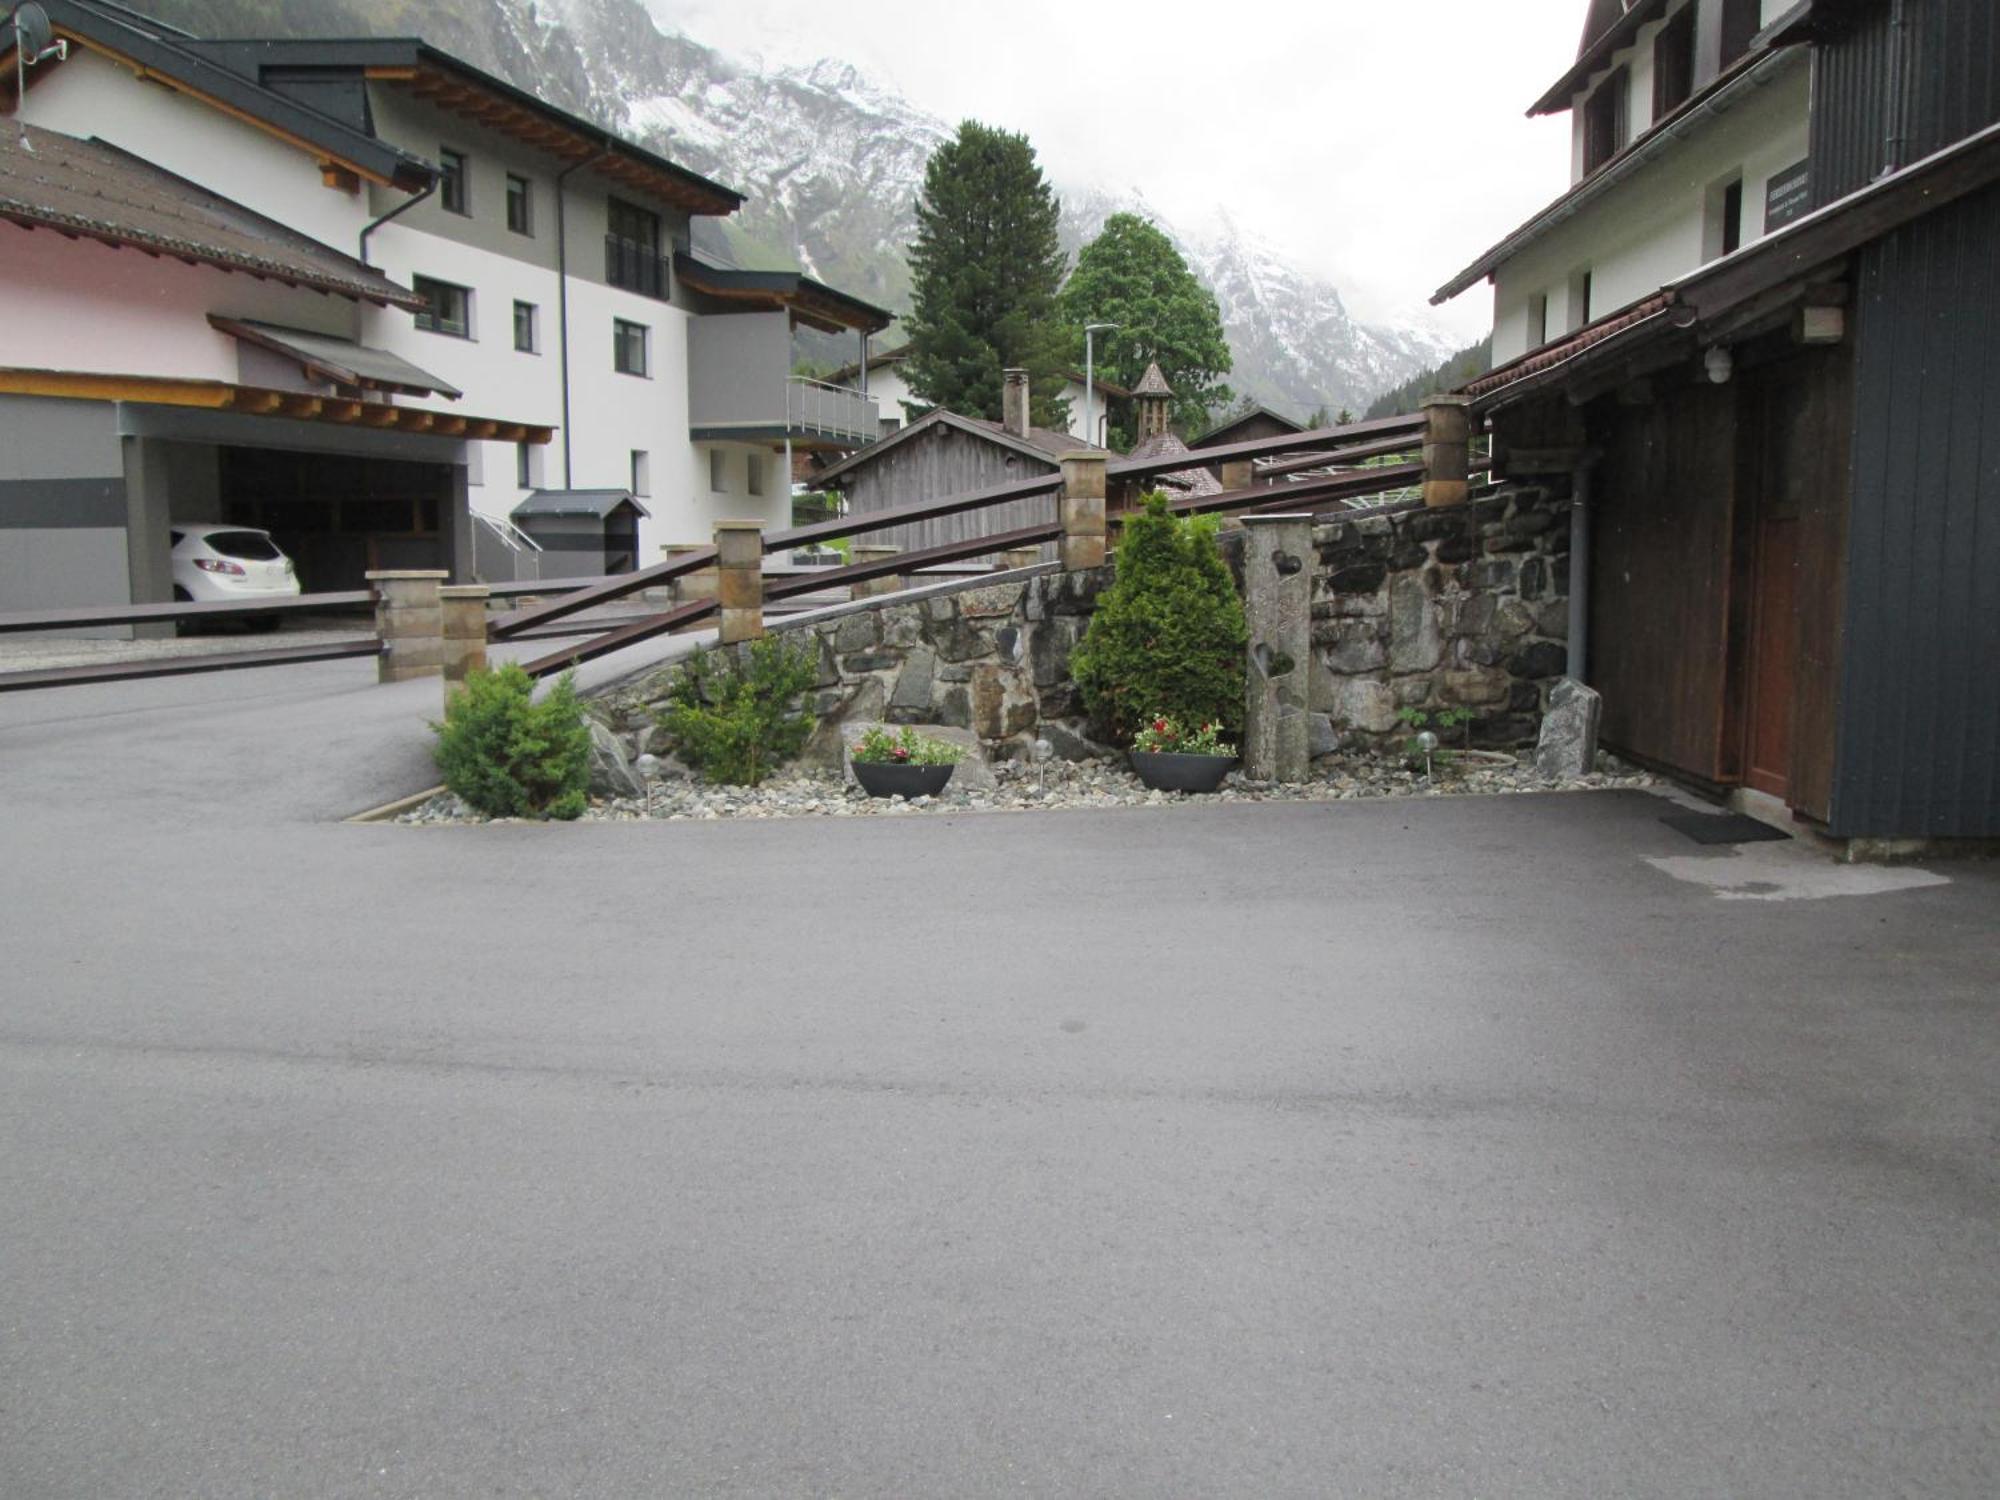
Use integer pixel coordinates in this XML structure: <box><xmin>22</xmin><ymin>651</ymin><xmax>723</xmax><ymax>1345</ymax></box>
<box><xmin>1587</xmin><ymin>381</ymin><xmax>1741</xmax><ymax>781</ymax></box>
<box><xmin>834</xmin><ymin>424</ymin><xmax>1058</xmax><ymax>557</ymax></box>
<box><xmin>1810</xmin><ymin>0</ymin><xmax>2000</xmax><ymax>207</ymax></box>
<box><xmin>1831</xmin><ymin>180</ymin><xmax>2000</xmax><ymax>838</ymax></box>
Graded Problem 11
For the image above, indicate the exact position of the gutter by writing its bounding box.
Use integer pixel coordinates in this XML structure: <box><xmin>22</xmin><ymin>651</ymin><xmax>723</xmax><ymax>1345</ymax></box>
<box><xmin>555</xmin><ymin>151</ymin><xmax>611</xmax><ymax>490</ymax></box>
<box><xmin>357</xmin><ymin>176</ymin><xmax>436</xmax><ymax>267</ymax></box>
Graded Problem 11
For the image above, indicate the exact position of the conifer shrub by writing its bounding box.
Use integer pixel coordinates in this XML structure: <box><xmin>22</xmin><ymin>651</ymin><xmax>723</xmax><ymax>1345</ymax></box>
<box><xmin>1070</xmin><ymin>492</ymin><xmax>1248</xmax><ymax>743</ymax></box>
<box><xmin>432</xmin><ymin>663</ymin><xmax>591</xmax><ymax>820</ymax></box>
<box><xmin>657</xmin><ymin>635</ymin><xmax>819</xmax><ymax>786</ymax></box>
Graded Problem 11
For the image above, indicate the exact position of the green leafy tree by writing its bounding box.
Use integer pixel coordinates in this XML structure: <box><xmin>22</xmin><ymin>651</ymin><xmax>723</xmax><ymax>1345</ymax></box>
<box><xmin>432</xmin><ymin>664</ymin><xmax>591</xmax><ymax>820</ymax></box>
<box><xmin>904</xmin><ymin>122</ymin><xmax>1070</xmax><ymax>430</ymax></box>
<box><xmin>1070</xmin><ymin>493</ymin><xmax>1249</xmax><ymax>742</ymax></box>
<box><xmin>1058</xmin><ymin>214</ymin><xmax>1233</xmax><ymax>446</ymax></box>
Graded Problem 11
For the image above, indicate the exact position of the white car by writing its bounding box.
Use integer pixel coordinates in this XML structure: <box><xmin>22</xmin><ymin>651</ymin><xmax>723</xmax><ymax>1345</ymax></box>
<box><xmin>170</xmin><ymin>525</ymin><xmax>300</xmax><ymax>628</ymax></box>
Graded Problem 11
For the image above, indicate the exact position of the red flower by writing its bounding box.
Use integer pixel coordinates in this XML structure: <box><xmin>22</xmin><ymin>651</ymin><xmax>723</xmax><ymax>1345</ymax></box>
<box><xmin>891</xmin><ymin>746</ymin><xmax>910</xmax><ymax>762</ymax></box>
<box><xmin>1153</xmin><ymin>718</ymin><xmax>1169</xmax><ymax>733</ymax></box>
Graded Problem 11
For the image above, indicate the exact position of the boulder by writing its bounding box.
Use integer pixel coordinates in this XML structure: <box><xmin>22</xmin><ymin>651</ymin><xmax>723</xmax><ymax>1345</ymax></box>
<box><xmin>586</xmin><ymin>719</ymin><xmax>645</xmax><ymax>799</ymax></box>
<box><xmin>838</xmin><ymin>722</ymin><xmax>997</xmax><ymax>791</ymax></box>
<box><xmin>1039</xmin><ymin>719</ymin><xmax>1120</xmax><ymax>762</ymax></box>
<box><xmin>1534</xmin><ymin>677</ymin><xmax>1602</xmax><ymax>779</ymax></box>
<box><xmin>1307</xmin><ymin>712</ymin><xmax>1340</xmax><ymax>759</ymax></box>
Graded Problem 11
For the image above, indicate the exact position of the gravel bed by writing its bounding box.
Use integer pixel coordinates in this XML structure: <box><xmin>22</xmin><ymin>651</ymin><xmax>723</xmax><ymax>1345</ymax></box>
<box><xmin>396</xmin><ymin>751</ymin><xmax>1657</xmax><ymax>825</ymax></box>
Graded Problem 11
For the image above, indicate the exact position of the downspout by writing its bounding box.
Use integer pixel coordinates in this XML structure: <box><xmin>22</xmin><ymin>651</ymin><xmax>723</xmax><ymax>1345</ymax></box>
<box><xmin>555</xmin><ymin>151</ymin><xmax>612</xmax><ymax>491</ymax></box>
<box><xmin>1566</xmin><ymin>459</ymin><xmax>1596</xmax><ymax>681</ymax></box>
<box><xmin>358</xmin><ymin>178</ymin><xmax>437</xmax><ymax>267</ymax></box>
<box><xmin>1882</xmin><ymin>0</ymin><xmax>1911</xmax><ymax>174</ymax></box>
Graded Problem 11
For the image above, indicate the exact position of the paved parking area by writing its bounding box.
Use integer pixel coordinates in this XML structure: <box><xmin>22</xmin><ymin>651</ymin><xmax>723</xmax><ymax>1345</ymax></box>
<box><xmin>2</xmin><ymin>660</ymin><xmax>1996</xmax><ymax>1497</ymax></box>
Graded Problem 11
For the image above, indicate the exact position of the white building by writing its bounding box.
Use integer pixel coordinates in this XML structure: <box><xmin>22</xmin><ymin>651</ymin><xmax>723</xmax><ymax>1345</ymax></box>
<box><xmin>1435</xmin><ymin>0</ymin><xmax>1810</xmax><ymax>364</ymax></box>
<box><xmin>828</xmin><ymin>345</ymin><xmax>1130</xmax><ymax>448</ymax></box>
<box><xmin>0</xmin><ymin>0</ymin><xmax>887</xmax><ymax>610</ymax></box>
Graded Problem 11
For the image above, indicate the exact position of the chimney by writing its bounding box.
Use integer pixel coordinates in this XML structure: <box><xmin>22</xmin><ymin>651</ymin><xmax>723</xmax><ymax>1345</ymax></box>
<box><xmin>1002</xmin><ymin>368</ymin><xmax>1029</xmax><ymax>437</ymax></box>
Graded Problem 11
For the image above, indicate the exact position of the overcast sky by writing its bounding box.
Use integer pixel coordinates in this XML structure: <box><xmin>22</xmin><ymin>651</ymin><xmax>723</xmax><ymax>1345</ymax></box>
<box><xmin>645</xmin><ymin>0</ymin><xmax>1583</xmax><ymax>343</ymax></box>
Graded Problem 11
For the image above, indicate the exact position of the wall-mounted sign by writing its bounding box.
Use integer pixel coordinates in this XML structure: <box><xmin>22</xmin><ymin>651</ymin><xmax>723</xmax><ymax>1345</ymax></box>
<box><xmin>1765</xmin><ymin>158</ymin><xmax>1811</xmax><ymax>231</ymax></box>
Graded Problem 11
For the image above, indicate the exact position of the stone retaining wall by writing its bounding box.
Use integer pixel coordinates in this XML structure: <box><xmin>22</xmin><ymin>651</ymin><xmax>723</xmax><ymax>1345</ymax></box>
<box><xmin>593</xmin><ymin>482</ymin><xmax>1569</xmax><ymax>766</ymax></box>
<box><xmin>1288</xmin><ymin>483</ymin><xmax>1570</xmax><ymax>748</ymax></box>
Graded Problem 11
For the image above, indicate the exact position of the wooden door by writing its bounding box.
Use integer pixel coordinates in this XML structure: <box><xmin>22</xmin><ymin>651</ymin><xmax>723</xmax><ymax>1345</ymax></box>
<box><xmin>1743</xmin><ymin>512</ymin><xmax>1799</xmax><ymax>796</ymax></box>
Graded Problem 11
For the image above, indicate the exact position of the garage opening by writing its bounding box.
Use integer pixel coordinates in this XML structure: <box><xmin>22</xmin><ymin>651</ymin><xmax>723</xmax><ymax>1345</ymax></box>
<box><xmin>217</xmin><ymin>446</ymin><xmax>454</xmax><ymax>592</ymax></box>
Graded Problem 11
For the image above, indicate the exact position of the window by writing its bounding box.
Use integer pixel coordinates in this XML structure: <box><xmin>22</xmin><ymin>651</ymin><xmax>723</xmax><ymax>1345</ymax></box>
<box><xmin>1720</xmin><ymin>0</ymin><xmax>1761</xmax><ymax>68</ymax></box>
<box><xmin>613</xmin><ymin>319</ymin><xmax>650</xmax><ymax>376</ymax></box>
<box><xmin>1653</xmin><ymin>5</ymin><xmax>1695</xmax><ymax>119</ymax></box>
<box><xmin>1705</xmin><ymin>174</ymin><xmax>1746</xmax><ymax>260</ymax></box>
<box><xmin>606</xmin><ymin>196</ymin><xmax>665</xmax><ymax>297</ymax></box>
<box><xmin>630</xmin><ymin>449</ymin><xmax>650</xmax><ymax>498</ymax></box>
<box><xmin>1528</xmin><ymin>292</ymin><xmax>1549</xmax><ymax>348</ymax></box>
<box><xmin>1582</xmin><ymin>67</ymin><xmax>1629</xmax><ymax>173</ymax></box>
<box><xmin>513</xmin><ymin>300</ymin><xmax>538</xmax><ymax>353</ymax></box>
<box><xmin>1566</xmin><ymin>268</ymin><xmax>1593</xmax><ymax>331</ymax></box>
<box><xmin>746</xmin><ymin>452</ymin><xmax>765</xmax><ymax>497</ymax></box>
<box><xmin>506</xmin><ymin>173</ymin><xmax>532</xmax><ymax>235</ymax></box>
<box><xmin>516</xmin><ymin>441</ymin><xmax>537</xmax><ymax>489</ymax></box>
<box><xmin>413</xmin><ymin>275</ymin><xmax>472</xmax><ymax>338</ymax></box>
<box><xmin>709</xmin><ymin>448</ymin><xmax>726</xmax><ymax>493</ymax></box>
<box><xmin>439</xmin><ymin>148</ymin><xmax>468</xmax><ymax>216</ymax></box>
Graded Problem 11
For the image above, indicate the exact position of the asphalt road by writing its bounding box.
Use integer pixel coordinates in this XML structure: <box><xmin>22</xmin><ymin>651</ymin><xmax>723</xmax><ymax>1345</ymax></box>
<box><xmin>2</xmin><ymin>660</ymin><xmax>1996</xmax><ymax>1497</ymax></box>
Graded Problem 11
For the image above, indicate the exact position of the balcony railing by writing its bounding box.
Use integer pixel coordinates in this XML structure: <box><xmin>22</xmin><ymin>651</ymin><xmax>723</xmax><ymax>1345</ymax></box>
<box><xmin>786</xmin><ymin>375</ymin><xmax>878</xmax><ymax>443</ymax></box>
<box><xmin>604</xmin><ymin>236</ymin><xmax>668</xmax><ymax>299</ymax></box>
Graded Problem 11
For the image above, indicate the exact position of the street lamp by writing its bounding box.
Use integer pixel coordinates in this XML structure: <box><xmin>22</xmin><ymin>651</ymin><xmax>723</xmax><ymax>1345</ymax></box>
<box><xmin>1083</xmin><ymin>323</ymin><xmax>1118</xmax><ymax>448</ymax></box>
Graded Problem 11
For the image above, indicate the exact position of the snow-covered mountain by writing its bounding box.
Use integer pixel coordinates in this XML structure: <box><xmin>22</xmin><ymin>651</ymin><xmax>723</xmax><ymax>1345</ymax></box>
<box><xmin>140</xmin><ymin>0</ymin><xmax>1455</xmax><ymax>415</ymax></box>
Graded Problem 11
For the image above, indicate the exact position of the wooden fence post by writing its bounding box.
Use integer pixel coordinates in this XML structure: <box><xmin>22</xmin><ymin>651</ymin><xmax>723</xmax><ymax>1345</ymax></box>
<box><xmin>1059</xmin><ymin>452</ymin><xmax>1108</xmax><ymax>570</ymax></box>
<box><xmin>715</xmin><ymin>520</ymin><xmax>764</xmax><ymax>644</ymax></box>
<box><xmin>366</xmin><ymin>569</ymin><xmax>447</xmax><ymax>683</ymax></box>
<box><xmin>1422</xmin><ymin>394</ymin><xmax>1472</xmax><ymax>509</ymax></box>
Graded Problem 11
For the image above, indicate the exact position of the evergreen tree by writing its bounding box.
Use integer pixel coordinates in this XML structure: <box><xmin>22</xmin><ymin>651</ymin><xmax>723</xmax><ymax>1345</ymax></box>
<box><xmin>1059</xmin><ymin>215</ymin><xmax>1233</xmax><ymax>446</ymax></box>
<box><xmin>904</xmin><ymin>121</ymin><xmax>1070</xmax><ymax>430</ymax></box>
<box><xmin>1363</xmin><ymin>338</ymin><xmax>1492</xmax><ymax>419</ymax></box>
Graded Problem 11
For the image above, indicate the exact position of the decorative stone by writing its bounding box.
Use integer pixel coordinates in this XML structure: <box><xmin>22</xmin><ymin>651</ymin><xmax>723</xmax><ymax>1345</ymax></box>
<box><xmin>1440</xmin><ymin>666</ymin><xmax>1512</xmax><ymax>706</ymax></box>
<box><xmin>1329</xmin><ymin>676</ymin><xmax>1399</xmax><ymax>735</ymax></box>
<box><xmin>1244</xmin><ymin>514</ymin><xmax>1314</xmax><ymax>783</ymax></box>
<box><xmin>1028</xmin><ymin>616</ymin><xmax>1080</xmax><ymax>688</ymax></box>
<box><xmin>800</xmin><ymin>676</ymin><xmax>887</xmax><ymax>767</ymax></box>
<box><xmin>887</xmin><ymin>647</ymin><xmax>936</xmax><ymax>721</ymax></box>
<box><xmin>957</xmin><ymin>584</ymin><xmax>1023</xmax><ymax>619</ymax></box>
<box><xmin>971</xmin><ymin>663</ymin><xmax>1037</xmax><ymax>741</ymax></box>
<box><xmin>1508</xmin><ymin>640</ymin><xmax>1569</xmax><ymax>679</ymax></box>
<box><xmin>1533</xmin><ymin>679</ymin><xmax>1600</xmax><ymax>778</ymax></box>
<box><xmin>1388</xmin><ymin>572</ymin><xmax>1445</xmax><ymax>673</ymax></box>
<box><xmin>842</xmin><ymin>652</ymin><xmax>901</xmax><ymax>673</ymax></box>
<box><xmin>1039</xmin><ymin>720</ymin><xmax>1119</xmax><ymax>762</ymax></box>
<box><xmin>1324</xmin><ymin>620</ymin><xmax>1388</xmax><ymax>673</ymax></box>
<box><xmin>586</xmin><ymin>719</ymin><xmax>645</xmax><ymax>799</ymax></box>
<box><xmin>834</xmin><ymin>612</ymin><xmax>880</xmax><ymax>653</ymax></box>
<box><xmin>1307</xmin><ymin>712</ymin><xmax>1339</xmax><ymax>759</ymax></box>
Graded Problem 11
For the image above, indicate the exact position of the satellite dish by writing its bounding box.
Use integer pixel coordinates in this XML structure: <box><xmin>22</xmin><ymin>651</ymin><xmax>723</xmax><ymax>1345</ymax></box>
<box><xmin>10</xmin><ymin>4</ymin><xmax>53</xmax><ymax>59</ymax></box>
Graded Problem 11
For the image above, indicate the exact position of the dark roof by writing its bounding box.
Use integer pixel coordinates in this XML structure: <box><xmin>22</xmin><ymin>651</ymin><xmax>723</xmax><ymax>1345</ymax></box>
<box><xmin>179</xmin><ymin>37</ymin><xmax>744</xmax><ymax>217</ymax></box>
<box><xmin>5</xmin><ymin>1</ymin><xmax>434</xmax><ymax>191</ymax></box>
<box><xmin>1126</xmin><ymin>431</ymin><xmax>1221</xmax><ymax>496</ymax></box>
<box><xmin>513</xmin><ymin>489</ymin><xmax>651</xmax><ymax>520</ymax></box>
<box><xmin>812</xmin><ymin>407</ymin><xmax>1103</xmax><ymax>486</ymax></box>
<box><xmin>1056</xmin><ymin>368</ymin><xmax>1132</xmax><ymax>399</ymax></box>
<box><xmin>1433</xmin><ymin>43</ymin><xmax>1804</xmax><ymax>304</ymax></box>
<box><xmin>0</xmin><ymin>126</ymin><xmax>424</xmax><ymax>307</ymax></box>
<box><xmin>827</xmin><ymin>342</ymin><xmax>912</xmax><ymax>384</ymax></box>
<box><xmin>1459</xmin><ymin>112</ymin><xmax>2000</xmax><ymax>409</ymax></box>
<box><xmin>1188</xmin><ymin>406</ymin><xmax>1306</xmax><ymax>450</ymax></box>
<box><xmin>1132</xmin><ymin>362</ymin><xmax>1174</xmax><ymax>398</ymax></box>
<box><xmin>675</xmin><ymin>253</ymin><xmax>893</xmax><ymax>334</ymax></box>
<box><xmin>209</xmin><ymin>318</ymin><xmax>460</xmax><ymax>397</ymax></box>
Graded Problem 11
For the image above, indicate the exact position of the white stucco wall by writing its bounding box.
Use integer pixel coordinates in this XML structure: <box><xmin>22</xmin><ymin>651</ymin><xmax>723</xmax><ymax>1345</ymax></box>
<box><xmin>22</xmin><ymin>49</ymin><xmax>368</xmax><ymax>253</ymax></box>
<box><xmin>1492</xmin><ymin>57</ymin><xmax>1809</xmax><ymax>364</ymax></box>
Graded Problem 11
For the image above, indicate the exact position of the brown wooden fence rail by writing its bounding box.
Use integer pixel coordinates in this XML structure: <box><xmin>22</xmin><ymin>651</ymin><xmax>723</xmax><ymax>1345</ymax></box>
<box><xmin>0</xmin><ymin>411</ymin><xmax>1455</xmax><ymax>692</ymax></box>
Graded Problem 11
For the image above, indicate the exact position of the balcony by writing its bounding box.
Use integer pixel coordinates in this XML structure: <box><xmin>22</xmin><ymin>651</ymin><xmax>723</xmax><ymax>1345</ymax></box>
<box><xmin>604</xmin><ymin>236</ymin><xmax>668</xmax><ymax>299</ymax></box>
<box><xmin>687</xmin><ymin>311</ymin><xmax>880</xmax><ymax>449</ymax></box>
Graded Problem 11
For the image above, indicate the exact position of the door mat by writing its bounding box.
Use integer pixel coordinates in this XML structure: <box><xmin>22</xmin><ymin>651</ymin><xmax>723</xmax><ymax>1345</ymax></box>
<box><xmin>1658</xmin><ymin>810</ymin><xmax>1794</xmax><ymax>845</ymax></box>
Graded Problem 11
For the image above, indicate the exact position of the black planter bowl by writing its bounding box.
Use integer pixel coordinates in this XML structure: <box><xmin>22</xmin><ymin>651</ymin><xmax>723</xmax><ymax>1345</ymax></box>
<box><xmin>1129</xmin><ymin>750</ymin><xmax>1237</xmax><ymax>794</ymax></box>
<box><xmin>852</xmin><ymin>760</ymin><xmax>956</xmax><ymax>799</ymax></box>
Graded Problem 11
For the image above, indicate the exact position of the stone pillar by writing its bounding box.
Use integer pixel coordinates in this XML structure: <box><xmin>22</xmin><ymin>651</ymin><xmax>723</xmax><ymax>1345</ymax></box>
<box><xmin>367</xmin><ymin>569</ymin><xmax>448</xmax><ymax>683</ymax></box>
<box><xmin>852</xmin><ymin>544</ymin><xmax>903</xmax><ymax>598</ymax></box>
<box><xmin>1422</xmin><ymin>394</ymin><xmax>1472</xmax><ymax>509</ymax></box>
<box><xmin>1059</xmin><ymin>452</ymin><xmax>1108</xmax><ymax>571</ymax></box>
<box><xmin>715</xmin><ymin>520</ymin><xmax>763</xmax><ymax>644</ymax></box>
<box><xmin>438</xmin><ymin>583</ymin><xmax>490</xmax><ymax>700</ymax></box>
<box><xmin>1241</xmin><ymin>514</ymin><xmax>1313</xmax><ymax>783</ymax></box>
<box><xmin>997</xmin><ymin>545</ymin><xmax>1042</xmax><ymax>571</ymax></box>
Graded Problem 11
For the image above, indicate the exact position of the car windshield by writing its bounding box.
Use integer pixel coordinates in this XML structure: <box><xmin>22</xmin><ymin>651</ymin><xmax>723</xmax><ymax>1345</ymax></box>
<box><xmin>204</xmin><ymin>531</ymin><xmax>282</xmax><ymax>561</ymax></box>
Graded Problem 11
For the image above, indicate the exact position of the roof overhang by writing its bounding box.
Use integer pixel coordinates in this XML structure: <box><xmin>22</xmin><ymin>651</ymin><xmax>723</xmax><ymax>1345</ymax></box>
<box><xmin>1433</xmin><ymin>44</ymin><xmax>1804</xmax><ymax>305</ymax></box>
<box><xmin>2</xmin><ymin>3</ymin><xmax>434</xmax><ymax>191</ymax></box>
<box><xmin>674</xmin><ymin>254</ymin><xmax>894</xmax><ymax>335</ymax></box>
<box><xmin>209</xmin><ymin>317</ymin><xmax>462</xmax><ymax>398</ymax></box>
<box><xmin>1529</xmin><ymin>0</ymin><xmax>1674</xmax><ymax>117</ymax></box>
<box><xmin>512</xmin><ymin>489</ymin><xmax>651</xmax><ymax>520</ymax></box>
<box><xmin>0</xmin><ymin>367</ymin><xmax>552</xmax><ymax>441</ymax></box>
<box><xmin>1460</xmin><ymin>113</ymin><xmax>2000</xmax><ymax>411</ymax></box>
